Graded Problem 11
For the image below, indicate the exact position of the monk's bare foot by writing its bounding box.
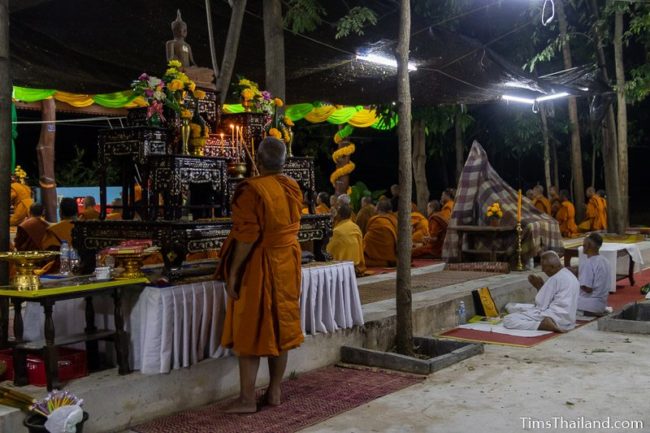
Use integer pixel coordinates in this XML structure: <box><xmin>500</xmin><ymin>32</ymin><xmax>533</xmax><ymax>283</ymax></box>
<box><xmin>538</xmin><ymin>317</ymin><xmax>564</xmax><ymax>333</ymax></box>
<box><xmin>262</xmin><ymin>388</ymin><xmax>281</xmax><ymax>407</ymax></box>
<box><xmin>221</xmin><ymin>397</ymin><xmax>257</xmax><ymax>414</ymax></box>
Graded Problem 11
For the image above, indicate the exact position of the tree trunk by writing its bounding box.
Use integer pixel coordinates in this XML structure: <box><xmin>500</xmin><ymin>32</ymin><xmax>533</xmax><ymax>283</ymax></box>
<box><xmin>0</xmin><ymin>0</ymin><xmax>10</xmax><ymax>285</ymax></box>
<box><xmin>263</xmin><ymin>0</ymin><xmax>285</xmax><ymax>101</ymax></box>
<box><xmin>412</xmin><ymin>119</ymin><xmax>429</xmax><ymax>214</ymax></box>
<box><xmin>395</xmin><ymin>0</ymin><xmax>413</xmax><ymax>356</ymax></box>
<box><xmin>37</xmin><ymin>100</ymin><xmax>57</xmax><ymax>222</ymax></box>
<box><xmin>590</xmin><ymin>130</ymin><xmax>596</xmax><ymax>188</ymax></box>
<box><xmin>614</xmin><ymin>9</ymin><xmax>629</xmax><ymax>229</ymax></box>
<box><xmin>556</xmin><ymin>0</ymin><xmax>585</xmax><ymax>221</ymax></box>
<box><xmin>215</xmin><ymin>0</ymin><xmax>247</xmax><ymax>104</ymax></box>
<box><xmin>539</xmin><ymin>104</ymin><xmax>552</xmax><ymax>196</ymax></box>
<box><xmin>551</xmin><ymin>140</ymin><xmax>559</xmax><ymax>190</ymax></box>
<box><xmin>454</xmin><ymin>105</ymin><xmax>464</xmax><ymax>183</ymax></box>
<box><xmin>589</xmin><ymin>0</ymin><xmax>622</xmax><ymax>233</ymax></box>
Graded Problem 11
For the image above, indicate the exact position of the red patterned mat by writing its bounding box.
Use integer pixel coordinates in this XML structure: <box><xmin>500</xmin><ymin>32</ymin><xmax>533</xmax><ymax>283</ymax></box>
<box><xmin>132</xmin><ymin>367</ymin><xmax>423</xmax><ymax>433</ymax></box>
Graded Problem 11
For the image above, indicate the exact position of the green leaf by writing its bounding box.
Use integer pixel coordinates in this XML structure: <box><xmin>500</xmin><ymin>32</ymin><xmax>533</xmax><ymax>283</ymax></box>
<box><xmin>335</xmin><ymin>7</ymin><xmax>377</xmax><ymax>39</ymax></box>
<box><xmin>284</xmin><ymin>0</ymin><xmax>327</xmax><ymax>34</ymax></box>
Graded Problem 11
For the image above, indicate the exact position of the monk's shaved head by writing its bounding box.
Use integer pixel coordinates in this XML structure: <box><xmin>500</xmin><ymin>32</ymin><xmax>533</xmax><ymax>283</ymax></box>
<box><xmin>257</xmin><ymin>137</ymin><xmax>286</xmax><ymax>172</ymax></box>
<box><xmin>337</xmin><ymin>194</ymin><xmax>351</xmax><ymax>206</ymax></box>
<box><xmin>338</xmin><ymin>203</ymin><xmax>352</xmax><ymax>220</ymax></box>
<box><xmin>376</xmin><ymin>198</ymin><xmax>392</xmax><ymax>213</ymax></box>
<box><xmin>361</xmin><ymin>196</ymin><xmax>373</xmax><ymax>206</ymax></box>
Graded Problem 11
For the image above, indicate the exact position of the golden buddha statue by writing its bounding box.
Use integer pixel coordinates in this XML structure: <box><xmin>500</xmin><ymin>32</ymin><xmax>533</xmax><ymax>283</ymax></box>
<box><xmin>166</xmin><ymin>10</ymin><xmax>216</xmax><ymax>89</ymax></box>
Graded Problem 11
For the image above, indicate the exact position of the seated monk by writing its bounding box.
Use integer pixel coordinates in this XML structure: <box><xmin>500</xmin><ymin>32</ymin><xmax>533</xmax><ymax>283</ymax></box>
<box><xmin>504</xmin><ymin>251</ymin><xmax>579</xmax><ymax>332</ymax></box>
<box><xmin>10</xmin><ymin>181</ymin><xmax>33</xmax><ymax>226</ymax></box>
<box><xmin>411</xmin><ymin>203</ymin><xmax>429</xmax><ymax>244</ymax></box>
<box><xmin>41</xmin><ymin>198</ymin><xmax>77</xmax><ymax>251</ymax></box>
<box><xmin>440</xmin><ymin>189</ymin><xmax>455</xmax><ymax>220</ymax></box>
<box><xmin>326</xmin><ymin>204</ymin><xmax>366</xmax><ymax>275</ymax></box>
<box><xmin>363</xmin><ymin>198</ymin><xmax>398</xmax><ymax>267</ymax></box>
<box><xmin>548</xmin><ymin>185</ymin><xmax>561</xmax><ymax>217</ymax></box>
<box><xmin>14</xmin><ymin>202</ymin><xmax>49</xmax><ymax>251</ymax></box>
<box><xmin>78</xmin><ymin>196</ymin><xmax>100</xmax><ymax>221</ymax></box>
<box><xmin>413</xmin><ymin>200</ymin><xmax>448</xmax><ymax>258</ymax></box>
<box><xmin>555</xmin><ymin>189</ymin><xmax>578</xmax><ymax>238</ymax></box>
<box><xmin>106</xmin><ymin>198</ymin><xmax>123</xmax><ymax>220</ymax></box>
<box><xmin>356</xmin><ymin>196</ymin><xmax>376</xmax><ymax>235</ymax></box>
<box><xmin>532</xmin><ymin>185</ymin><xmax>551</xmax><ymax>215</ymax></box>
<box><xmin>578</xmin><ymin>187</ymin><xmax>606</xmax><ymax>232</ymax></box>
<box><xmin>315</xmin><ymin>192</ymin><xmax>330</xmax><ymax>215</ymax></box>
<box><xmin>333</xmin><ymin>194</ymin><xmax>357</xmax><ymax>226</ymax></box>
<box><xmin>596</xmin><ymin>190</ymin><xmax>608</xmax><ymax>230</ymax></box>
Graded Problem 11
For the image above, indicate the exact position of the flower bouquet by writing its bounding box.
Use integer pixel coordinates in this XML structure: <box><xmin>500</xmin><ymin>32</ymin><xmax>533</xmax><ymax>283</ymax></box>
<box><xmin>131</xmin><ymin>60</ymin><xmax>206</xmax><ymax>127</ymax></box>
<box><xmin>486</xmin><ymin>202</ymin><xmax>503</xmax><ymax>226</ymax></box>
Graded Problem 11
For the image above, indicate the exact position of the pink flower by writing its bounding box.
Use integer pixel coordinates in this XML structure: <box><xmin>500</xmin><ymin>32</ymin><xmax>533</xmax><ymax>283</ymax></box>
<box><xmin>144</xmin><ymin>89</ymin><xmax>154</xmax><ymax>97</ymax></box>
<box><xmin>139</xmin><ymin>73</ymin><xmax>149</xmax><ymax>81</ymax></box>
<box><xmin>262</xmin><ymin>91</ymin><xmax>271</xmax><ymax>101</ymax></box>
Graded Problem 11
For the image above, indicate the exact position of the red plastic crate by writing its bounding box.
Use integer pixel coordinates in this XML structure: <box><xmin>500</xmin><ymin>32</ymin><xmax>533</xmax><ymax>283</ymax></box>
<box><xmin>0</xmin><ymin>348</ymin><xmax>14</xmax><ymax>381</ymax></box>
<box><xmin>26</xmin><ymin>347</ymin><xmax>88</xmax><ymax>387</ymax></box>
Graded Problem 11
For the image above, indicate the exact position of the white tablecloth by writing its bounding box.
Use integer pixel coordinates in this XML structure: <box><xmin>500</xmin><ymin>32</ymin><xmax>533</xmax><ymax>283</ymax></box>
<box><xmin>578</xmin><ymin>243</ymin><xmax>644</xmax><ymax>293</ymax></box>
<box><xmin>23</xmin><ymin>261</ymin><xmax>364</xmax><ymax>374</ymax></box>
<box><xmin>300</xmin><ymin>261</ymin><xmax>364</xmax><ymax>335</ymax></box>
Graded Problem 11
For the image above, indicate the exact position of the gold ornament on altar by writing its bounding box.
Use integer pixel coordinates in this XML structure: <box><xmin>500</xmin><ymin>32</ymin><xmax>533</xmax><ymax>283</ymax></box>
<box><xmin>106</xmin><ymin>247</ymin><xmax>158</xmax><ymax>280</ymax></box>
<box><xmin>0</xmin><ymin>251</ymin><xmax>60</xmax><ymax>291</ymax></box>
<box><xmin>227</xmin><ymin>162</ymin><xmax>247</xmax><ymax>179</ymax></box>
<box><xmin>486</xmin><ymin>202</ymin><xmax>503</xmax><ymax>226</ymax></box>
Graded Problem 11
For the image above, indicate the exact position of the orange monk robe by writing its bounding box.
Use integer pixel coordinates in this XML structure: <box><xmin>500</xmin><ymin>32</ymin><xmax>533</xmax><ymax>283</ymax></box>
<box><xmin>326</xmin><ymin>219</ymin><xmax>366</xmax><ymax>275</ymax></box>
<box><xmin>315</xmin><ymin>203</ymin><xmax>330</xmax><ymax>215</ymax></box>
<box><xmin>355</xmin><ymin>204</ymin><xmax>375</xmax><ymax>235</ymax></box>
<box><xmin>411</xmin><ymin>211</ymin><xmax>429</xmax><ymax>243</ymax></box>
<box><xmin>533</xmin><ymin>196</ymin><xmax>552</xmax><ymax>215</ymax></box>
<box><xmin>579</xmin><ymin>196</ymin><xmax>606</xmax><ymax>232</ymax></box>
<box><xmin>440</xmin><ymin>200</ymin><xmax>455</xmax><ymax>221</ymax></box>
<box><xmin>555</xmin><ymin>200</ymin><xmax>578</xmax><ymax>238</ymax></box>
<box><xmin>363</xmin><ymin>214</ymin><xmax>398</xmax><ymax>267</ymax></box>
<box><xmin>412</xmin><ymin>213</ymin><xmax>448</xmax><ymax>258</ymax></box>
<box><xmin>217</xmin><ymin>175</ymin><xmax>304</xmax><ymax>357</ymax></box>
<box><xmin>41</xmin><ymin>220</ymin><xmax>75</xmax><ymax>251</ymax></box>
<box><xmin>10</xmin><ymin>183</ymin><xmax>33</xmax><ymax>226</ymax></box>
<box><xmin>597</xmin><ymin>196</ymin><xmax>608</xmax><ymax>229</ymax></box>
<box><xmin>14</xmin><ymin>217</ymin><xmax>49</xmax><ymax>251</ymax></box>
<box><xmin>79</xmin><ymin>207</ymin><xmax>100</xmax><ymax>221</ymax></box>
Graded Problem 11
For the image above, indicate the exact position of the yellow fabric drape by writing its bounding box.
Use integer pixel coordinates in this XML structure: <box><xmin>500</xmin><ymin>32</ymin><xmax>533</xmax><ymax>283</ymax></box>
<box><xmin>305</xmin><ymin>106</ymin><xmax>337</xmax><ymax>123</ymax></box>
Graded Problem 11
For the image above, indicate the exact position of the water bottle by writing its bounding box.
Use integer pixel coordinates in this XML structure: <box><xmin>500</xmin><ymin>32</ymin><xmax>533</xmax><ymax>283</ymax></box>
<box><xmin>457</xmin><ymin>301</ymin><xmax>467</xmax><ymax>326</ymax></box>
<box><xmin>69</xmin><ymin>249</ymin><xmax>80</xmax><ymax>275</ymax></box>
<box><xmin>59</xmin><ymin>241</ymin><xmax>70</xmax><ymax>276</ymax></box>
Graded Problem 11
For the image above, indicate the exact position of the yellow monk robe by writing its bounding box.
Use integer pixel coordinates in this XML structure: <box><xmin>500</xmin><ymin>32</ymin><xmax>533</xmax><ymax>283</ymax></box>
<box><xmin>579</xmin><ymin>196</ymin><xmax>606</xmax><ymax>232</ymax></box>
<box><xmin>79</xmin><ymin>208</ymin><xmax>100</xmax><ymax>221</ymax></box>
<box><xmin>217</xmin><ymin>174</ymin><xmax>304</xmax><ymax>357</ymax></box>
<box><xmin>412</xmin><ymin>213</ymin><xmax>448</xmax><ymax>258</ymax></box>
<box><xmin>533</xmin><ymin>196</ymin><xmax>552</xmax><ymax>214</ymax></box>
<box><xmin>363</xmin><ymin>214</ymin><xmax>398</xmax><ymax>267</ymax></box>
<box><xmin>10</xmin><ymin>183</ymin><xmax>33</xmax><ymax>226</ymax></box>
<box><xmin>411</xmin><ymin>211</ymin><xmax>429</xmax><ymax>243</ymax></box>
<box><xmin>326</xmin><ymin>219</ymin><xmax>366</xmax><ymax>275</ymax></box>
<box><xmin>315</xmin><ymin>203</ymin><xmax>330</xmax><ymax>214</ymax></box>
<box><xmin>555</xmin><ymin>200</ymin><xmax>578</xmax><ymax>238</ymax></box>
<box><xmin>355</xmin><ymin>203</ymin><xmax>376</xmax><ymax>235</ymax></box>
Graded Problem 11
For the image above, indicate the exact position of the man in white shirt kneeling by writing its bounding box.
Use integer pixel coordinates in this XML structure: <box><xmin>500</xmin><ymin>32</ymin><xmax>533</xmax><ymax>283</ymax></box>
<box><xmin>504</xmin><ymin>251</ymin><xmax>579</xmax><ymax>332</ymax></box>
<box><xmin>577</xmin><ymin>233</ymin><xmax>611</xmax><ymax>316</ymax></box>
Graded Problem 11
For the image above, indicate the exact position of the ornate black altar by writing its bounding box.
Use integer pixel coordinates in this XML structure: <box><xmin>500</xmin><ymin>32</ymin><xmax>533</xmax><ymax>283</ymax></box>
<box><xmin>75</xmin><ymin>88</ymin><xmax>330</xmax><ymax>274</ymax></box>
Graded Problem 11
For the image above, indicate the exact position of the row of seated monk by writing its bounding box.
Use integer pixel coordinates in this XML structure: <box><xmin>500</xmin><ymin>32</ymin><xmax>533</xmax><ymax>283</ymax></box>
<box><xmin>322</xmin><ymin>187</ymin><xmax>456</xmax><ymax>276</ymax></box>
<box><xmin>528</xmin><ymin>185</ymin><xmax>608</xmax><ymax>238</ymax></box>
<box><xmin>503</xmin><ymin>233</ymin><xmax>611</xmax><ymax>333</ymax></box>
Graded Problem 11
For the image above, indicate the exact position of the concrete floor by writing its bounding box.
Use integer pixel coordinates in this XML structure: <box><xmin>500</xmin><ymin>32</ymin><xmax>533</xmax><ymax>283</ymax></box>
<box><xmin>301</xmin><ymin>322</ymin><xmax>650</xmax><ymax>433</ymax></box>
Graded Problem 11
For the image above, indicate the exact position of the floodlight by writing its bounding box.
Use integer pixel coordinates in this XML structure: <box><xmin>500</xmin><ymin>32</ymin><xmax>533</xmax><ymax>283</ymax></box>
<box><xmin>356</xmin><ymin>54</ymin><xmax>417</xmax><ymax>71</ymax></box>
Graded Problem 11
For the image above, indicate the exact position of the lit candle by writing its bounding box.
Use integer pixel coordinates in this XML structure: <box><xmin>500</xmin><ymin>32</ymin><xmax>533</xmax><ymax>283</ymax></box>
<box><xmin>517</xmin><ymin>189</ymin><xmax>522</xmax><ymax>223</ymax></box>
<box><xmin>220</xmin><ymin>133</ymin><xmax>224</xmax><ymax>148</ymax></box>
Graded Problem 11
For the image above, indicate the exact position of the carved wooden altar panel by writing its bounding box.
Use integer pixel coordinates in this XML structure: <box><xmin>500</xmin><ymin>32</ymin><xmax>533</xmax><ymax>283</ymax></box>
<box><xmin>99</xmin><ymin>127</ymin><xmax>171</xmax><ymax>164</ymax></box>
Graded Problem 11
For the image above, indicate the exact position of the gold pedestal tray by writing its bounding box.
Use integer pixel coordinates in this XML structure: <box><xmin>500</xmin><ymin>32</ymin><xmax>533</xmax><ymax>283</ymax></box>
<box><xmin>0</xmin><ymin>251</ymin><xmax>60</xmax><ymax>291</ymax></box>
<box><xmin>108</xmin><ymin>250</ymin><xmax>156</xmax><ymax>279</ymax></box>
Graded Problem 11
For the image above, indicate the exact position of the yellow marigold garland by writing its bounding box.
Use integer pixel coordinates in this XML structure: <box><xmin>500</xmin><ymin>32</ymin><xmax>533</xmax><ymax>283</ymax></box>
<box><xmin>330</xmin><ymin>139</ymin><xmax>356</xmax><ymax>187</ymax></box>
<box><xmin>330</xmin><ymin>162</ymin><xmax>356</xmax><ymax>186</ymax></box>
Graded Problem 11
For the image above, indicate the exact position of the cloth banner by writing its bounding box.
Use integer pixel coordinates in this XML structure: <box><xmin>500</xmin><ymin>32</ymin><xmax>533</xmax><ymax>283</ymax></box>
<box><xmin>442</xmin><ymin>141</ymin><xmax>563</xmax><ymax>260</ymax></box>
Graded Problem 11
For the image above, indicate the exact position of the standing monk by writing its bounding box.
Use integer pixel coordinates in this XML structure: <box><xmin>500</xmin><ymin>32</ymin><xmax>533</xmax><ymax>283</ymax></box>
<box><xmin>217</xmin><ymin>138</ymin><xmax>304</xmax><ymax>413</ymax></box>
<box><xmin>555</xmin><ymin>190</ymin><xmax>578</xmax><ymax>238</ymax></box>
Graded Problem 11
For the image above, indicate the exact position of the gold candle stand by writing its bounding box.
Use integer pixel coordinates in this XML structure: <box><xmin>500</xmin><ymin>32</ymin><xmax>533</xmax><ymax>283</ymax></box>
<box><xmin>514</xmin><ymin>222</ymin><xmax>525</xmax><ymax>271</ymax></box>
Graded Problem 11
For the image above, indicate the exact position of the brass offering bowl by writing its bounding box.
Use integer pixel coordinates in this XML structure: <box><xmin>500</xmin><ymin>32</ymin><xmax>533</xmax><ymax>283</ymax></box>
<box><xmin>227</xmin><ymin>162</ymin><xmax>247</xmax><ymax>179</ymax></box>
<box><xmin>0</xmin><ymin>251</ymin><xmax>60</xmax><ymax>291</ymax></box>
